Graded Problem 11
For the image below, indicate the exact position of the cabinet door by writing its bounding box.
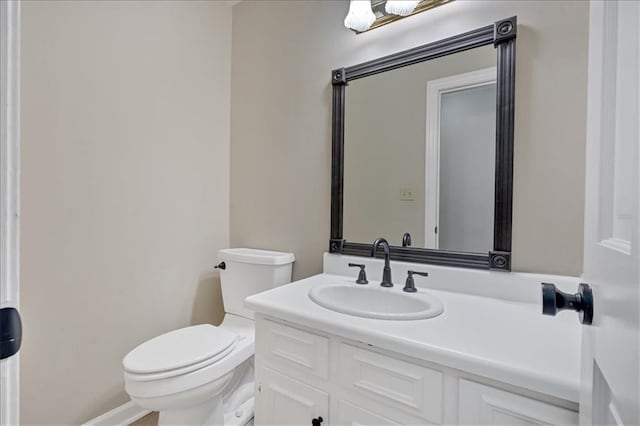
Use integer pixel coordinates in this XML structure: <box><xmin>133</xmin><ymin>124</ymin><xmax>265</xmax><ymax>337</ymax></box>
<box><xmin>458</xmin><ymin>380</ymin><xmax>578</xmax><ymax>425</ymax></box>
<box><xmin>256</xmin><ymin>367</ymin><xmax>329</xmax><ymax>426</ymax></box>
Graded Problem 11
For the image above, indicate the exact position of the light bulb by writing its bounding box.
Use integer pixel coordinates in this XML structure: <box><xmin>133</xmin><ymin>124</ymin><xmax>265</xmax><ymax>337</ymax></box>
<box><xmin>385</xmin><ymin>0</ymin><xmax>420</xmax><ymax>16</ymax></box>
<box><xmin>344</xmin><ymin>0</ymin><xmax>376</xmax><ymax>32</ymax></box>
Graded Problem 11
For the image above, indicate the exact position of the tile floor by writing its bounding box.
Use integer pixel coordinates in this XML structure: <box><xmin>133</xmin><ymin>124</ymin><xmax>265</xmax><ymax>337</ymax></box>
<box><xmin>129</xmin><ymin>412</ymin><xmax>158</xmax><ymax>426</ymax></box>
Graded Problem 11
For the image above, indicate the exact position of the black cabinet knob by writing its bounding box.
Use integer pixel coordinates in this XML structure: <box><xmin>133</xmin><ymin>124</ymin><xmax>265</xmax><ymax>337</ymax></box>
<box><xmin>312</xmin><ymin>416</ymin><xmax>324</xmax><ymax>426</ymax></box>
<box><xmin>541</xmin><ymin>282</ymin><xmax>593</xmax><ymax>325</ymax></box>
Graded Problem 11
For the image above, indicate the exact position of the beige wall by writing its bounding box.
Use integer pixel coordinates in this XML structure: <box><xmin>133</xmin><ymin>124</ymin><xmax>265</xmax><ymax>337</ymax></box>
<box><xmin>231</xmin><ymin>0</ymin><xmax>588</xmax><ymax>278</ymax></box>
<box><xmin>20</xmin><ymin>1</ymin><xmax>231</xmax><ymax>424</ymax></box>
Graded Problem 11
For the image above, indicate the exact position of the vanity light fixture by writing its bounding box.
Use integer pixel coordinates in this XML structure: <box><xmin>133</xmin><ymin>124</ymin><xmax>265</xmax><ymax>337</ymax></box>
<box><xmin>344</xmin><ymin>0</ymin><xmax>376</xmax><ymax>32</ymax></box>
<box><xmin>345</xmin><ymin>0</ymin><xmax>453</xmax><ymax>34</ymax></box>
<box><xmin>385</xmin><ymin>0</ymin><xmax>420</xmax><ymax>16</ymax></box>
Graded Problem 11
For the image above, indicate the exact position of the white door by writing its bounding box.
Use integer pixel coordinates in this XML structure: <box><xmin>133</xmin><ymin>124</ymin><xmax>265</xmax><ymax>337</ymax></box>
<box><xmin>0</xmin><ymin>1</ymin><xmax>21</xmax><ymax>425</ymax></box>
<box><xmin>580</xmin><ymin>1</ymin><xmax>639</xmax><ymax>425</ymax></box>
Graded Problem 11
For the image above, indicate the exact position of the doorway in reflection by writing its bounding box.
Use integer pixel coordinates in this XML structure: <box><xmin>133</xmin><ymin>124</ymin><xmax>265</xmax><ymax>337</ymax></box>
<box><xmin>437</xmin><ymin>82</ymin><xmax>496</xmax><ymax>252</ymax></box>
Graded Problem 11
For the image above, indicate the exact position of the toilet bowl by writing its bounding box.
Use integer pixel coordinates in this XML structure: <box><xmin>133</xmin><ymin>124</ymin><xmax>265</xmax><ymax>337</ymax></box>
<box><xmin>122</xmin><ymin>248</ymin><xmax>295</xmax><ymax>425</ymax></box>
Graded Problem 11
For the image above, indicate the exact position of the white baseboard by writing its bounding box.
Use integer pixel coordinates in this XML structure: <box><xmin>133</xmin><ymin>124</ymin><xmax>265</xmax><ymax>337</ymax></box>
<box><xmin>83</xmin><ymin>401</ymin><xmax>151</xmax><ymax>426</ymax></box>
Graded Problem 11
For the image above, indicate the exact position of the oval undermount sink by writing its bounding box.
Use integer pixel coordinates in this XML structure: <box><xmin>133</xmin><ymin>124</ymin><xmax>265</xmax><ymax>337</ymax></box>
<box><xmin>308</xmin><ymin>284</ymin><xmax>444</xmax><ymax>320</ymax></box>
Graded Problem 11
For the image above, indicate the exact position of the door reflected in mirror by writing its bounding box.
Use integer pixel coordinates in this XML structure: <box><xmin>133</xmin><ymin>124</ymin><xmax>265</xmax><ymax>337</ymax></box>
<box><xmin>343</xmin><ymin>45</ymin><xmax>496</xmax><ymax>252</ymax></box>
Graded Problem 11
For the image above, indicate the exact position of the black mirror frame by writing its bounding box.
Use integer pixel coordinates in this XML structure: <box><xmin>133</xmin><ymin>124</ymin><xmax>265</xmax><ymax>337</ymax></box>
<box><xmin>330</xmin><ymin>17</ymin><xmax>517</xmax><ymax>271</ymax></box>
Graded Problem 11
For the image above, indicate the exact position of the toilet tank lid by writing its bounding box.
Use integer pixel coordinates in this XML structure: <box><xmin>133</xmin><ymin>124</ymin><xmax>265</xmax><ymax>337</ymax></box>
<box><xmin>218</xmin><ymin>248</ymin><xmax>295</xmax><ymax>266</ymax></box>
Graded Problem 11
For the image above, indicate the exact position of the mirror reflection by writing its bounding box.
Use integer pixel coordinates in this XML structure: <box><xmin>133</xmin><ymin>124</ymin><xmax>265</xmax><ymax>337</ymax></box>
<box><xmin>343</xmin><ymin>45</ymin><xmax>496</xmax><ymax>252</ymax></box>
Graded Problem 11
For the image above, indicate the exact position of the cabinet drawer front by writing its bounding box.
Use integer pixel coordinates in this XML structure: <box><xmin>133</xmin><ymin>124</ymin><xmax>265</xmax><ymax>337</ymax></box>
<box><xmin>458</xmin><ymin>379</ymin><xmax>578</xmax><ymax>425</ymax></box>
<box><xmin>258</xmin><ymin>319</ymin><xmax>330</xmax><ymax>379</ymax></box>
<box><xmin>256</xmin><ymin>367</ymin><xmax>329</xmax><ymax>426</ymax></box>
<box><xmin>338</xmin><ymin>343</ymin><xmax>443</xmax><ymax>424</ymax></box>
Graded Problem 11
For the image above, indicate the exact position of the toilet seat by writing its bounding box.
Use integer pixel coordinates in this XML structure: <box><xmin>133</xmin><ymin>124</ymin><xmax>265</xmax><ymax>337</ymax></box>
<box><xmin>123</xmin><ymin>324</ymin><xmax>237</xmax><ymax>380</ymax></box>
<box><xmin>123</xmin><ymin>315</ymin><xmax>256</xmax><ymax>412</ymax></box>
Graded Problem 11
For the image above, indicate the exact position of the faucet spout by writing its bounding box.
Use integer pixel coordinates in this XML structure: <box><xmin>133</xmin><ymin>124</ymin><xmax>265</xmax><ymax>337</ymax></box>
<box><xmin>371</xmin><ymin>238</ymin><xmax>393</xmax><ymax>287</ymax></box>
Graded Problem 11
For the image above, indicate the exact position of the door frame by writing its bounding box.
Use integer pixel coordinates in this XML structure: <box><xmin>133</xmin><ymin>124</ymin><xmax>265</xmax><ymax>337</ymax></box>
<box><xmin>0</xmin><ymin>1</ymin><xmax>21</xmax><ymax>425</ymax></box>
<box><xmin>424</xmin><ymin>67</ymin><xmax>497</xmax><ymax>249</ymax></box>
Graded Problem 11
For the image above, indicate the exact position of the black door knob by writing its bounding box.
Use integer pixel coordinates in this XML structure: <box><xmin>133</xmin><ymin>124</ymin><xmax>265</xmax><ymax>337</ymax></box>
<box><xmin>0</xmin><ymin>307</ymin><xmax>22</xmax><ymax>360</ymax></box>
<box><xmin>541</xmin><ymin>282</ymin><xmax>593</xmax><ymax>325</ymax></box>
<box><xmin>312</xmin><ymin>416</ymin><xmax>323</xmax><ymax>426</ymax></box>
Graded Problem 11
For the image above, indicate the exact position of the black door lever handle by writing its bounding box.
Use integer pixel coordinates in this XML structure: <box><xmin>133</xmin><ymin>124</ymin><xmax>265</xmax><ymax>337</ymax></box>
<box><xmin>541</xmin><ymin>282</ymin><xmax>593</xmax><ymax>325</ymax></box>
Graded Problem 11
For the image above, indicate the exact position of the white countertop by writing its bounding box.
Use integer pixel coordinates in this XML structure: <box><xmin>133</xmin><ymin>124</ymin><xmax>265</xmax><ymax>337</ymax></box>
<box><xmin>245</xmin><ymin>272</ymin><xmax>582</xmax><ymax>403</ymax></box>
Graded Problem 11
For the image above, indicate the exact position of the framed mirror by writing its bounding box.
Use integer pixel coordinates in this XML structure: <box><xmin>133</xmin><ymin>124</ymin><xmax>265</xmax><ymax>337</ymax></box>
<box><xmin>330</xmin><ymin>17</ymin><xmax>517</xmax><ymax>271</ymax></box>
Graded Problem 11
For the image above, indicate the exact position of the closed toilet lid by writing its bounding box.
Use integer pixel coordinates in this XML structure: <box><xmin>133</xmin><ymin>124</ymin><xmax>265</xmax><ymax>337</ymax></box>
<box><xmin>123</xmin><ymin>324</ymin><xmax>236</xmax><ymax>374</ymax></box>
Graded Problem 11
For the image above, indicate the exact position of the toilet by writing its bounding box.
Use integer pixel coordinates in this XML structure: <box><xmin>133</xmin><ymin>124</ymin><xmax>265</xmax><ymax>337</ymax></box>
<box><xmin>122</xmin><ymin>248</ymin><xmax>295</xmax><ymax>425</ymax></box>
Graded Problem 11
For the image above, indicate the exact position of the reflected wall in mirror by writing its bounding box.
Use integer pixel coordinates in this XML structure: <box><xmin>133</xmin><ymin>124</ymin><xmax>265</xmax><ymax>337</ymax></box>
<box><xmin>343</xmin><ymin>45</ymin><xmax>496</xmax><ymax>252</ymax></box>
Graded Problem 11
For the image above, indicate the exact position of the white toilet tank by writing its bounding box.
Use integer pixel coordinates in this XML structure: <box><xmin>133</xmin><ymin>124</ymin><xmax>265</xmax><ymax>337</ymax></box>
<box><xmin>218</xmin><ymin>248</ymin><xmax>295</xmax><ymax>319</ymax></box>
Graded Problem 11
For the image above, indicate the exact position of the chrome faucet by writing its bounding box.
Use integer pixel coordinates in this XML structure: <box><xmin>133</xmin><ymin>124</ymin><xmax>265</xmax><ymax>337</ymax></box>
<box><xmin>371</xmin><ymin>237</ymin><xmax>393</xmax><ymax>287</ymax></box>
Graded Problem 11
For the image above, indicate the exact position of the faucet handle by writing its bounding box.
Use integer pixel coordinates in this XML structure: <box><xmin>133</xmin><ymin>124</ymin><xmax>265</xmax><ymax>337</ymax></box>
<box><xmin>348</xmin><ymin>263</ymin><xmax>368</xmax><ymax>284</ymax></box>
<box><xmin>404</xmin><ymin>270</ymin><xmax>428</xmax><ymax>293</ymax></box>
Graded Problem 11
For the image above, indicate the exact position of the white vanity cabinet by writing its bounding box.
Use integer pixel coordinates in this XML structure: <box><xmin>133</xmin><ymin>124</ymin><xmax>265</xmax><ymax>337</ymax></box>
<box><xmin>254</xmin><ymin>317</ymin><xmax>578</xmax><ymax>426</ymax></box>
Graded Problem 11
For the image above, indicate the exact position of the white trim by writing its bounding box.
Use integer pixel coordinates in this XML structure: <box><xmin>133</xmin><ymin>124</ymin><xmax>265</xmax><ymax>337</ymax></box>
<box><xmin>599</xmin><ymin>237</ymin><xmax>632</xmax><ymax>255</ymax></box>
<box><xmin>424</xmin><ymin>67</ymin><xmax>496</xmax><ymax>249</ymax></box>
<box><xmin>82</xmin><ymin>401</ymin><xmax>151</xmax><ymax>426</ymax></box>
<box><xmin>0</xmin><ymin>1</ymin><xmax>21</xmax><ymax>426</ymax></box>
